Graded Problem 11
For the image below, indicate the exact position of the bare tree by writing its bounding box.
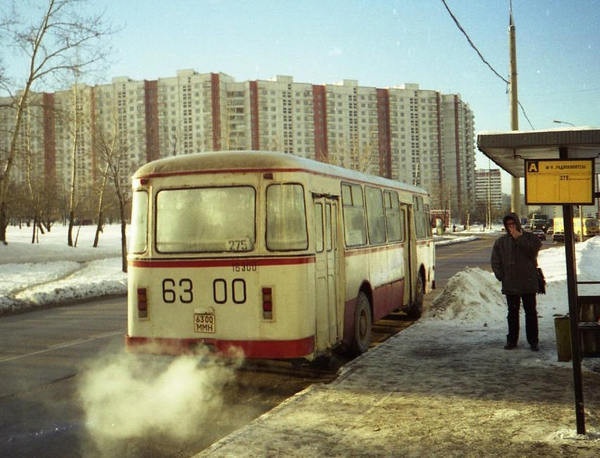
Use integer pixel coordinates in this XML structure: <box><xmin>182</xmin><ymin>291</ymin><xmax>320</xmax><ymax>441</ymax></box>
<box><xmin>95</xmin><ymin>121</ymin><xmax>129</xmax><ymax>272</ymax></box>
<box><xmin>106</xmin><ymin>145</ymin><xmax>129</xmax><ymax>273</ymax></box>
<box><xmin>67</xmin><ymin>80</ymin><xmax>80</xmax><ymax>246</ymax></box>
<box><xmin>22</xmin><ymin>107</ymin><xmax>44</xmax><ymax>243</ymax></box>
<box><xmin>0</xmin><ymin>0</ymin><xmax>114</xmax><ymax>244</ymax></box>
<box><xmin>92</xmin><ymin>162</ymin><xmax>109</xmax><ymax>248</ymax></box>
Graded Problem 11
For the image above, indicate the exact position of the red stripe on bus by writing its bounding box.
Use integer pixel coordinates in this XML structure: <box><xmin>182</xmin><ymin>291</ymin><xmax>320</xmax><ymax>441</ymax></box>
<box><xmin>129</xmin><ymin>256</ymin><xmax>315</xmax><ymax>268</ymax></box>
<box><xmin>125</xmin><ymin>335</ymin><xmax>315</xmax><ymax>359</ymax></box>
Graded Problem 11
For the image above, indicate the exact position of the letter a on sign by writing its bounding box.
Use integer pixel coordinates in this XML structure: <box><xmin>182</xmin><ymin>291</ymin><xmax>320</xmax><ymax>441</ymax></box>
<box><xmin>527</xmin><ymin>161</ymin><xmax>539</xmax><ymax>173</ymax></box>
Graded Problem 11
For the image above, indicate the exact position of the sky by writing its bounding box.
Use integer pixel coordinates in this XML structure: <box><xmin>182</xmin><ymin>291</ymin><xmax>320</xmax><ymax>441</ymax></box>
<box><xmin>1</xmin><ymin>224</ymin><xmax>600</xmax><ymax>450</ymax></box>
<box><xmin>3</xmin><ymin>0</ymin><xmax>600</xmax><ymax>191</ymax></box>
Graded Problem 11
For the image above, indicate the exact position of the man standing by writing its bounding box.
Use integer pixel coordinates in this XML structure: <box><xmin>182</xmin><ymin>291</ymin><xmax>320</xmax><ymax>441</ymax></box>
<box><xmin>491</xmin><ymin>213</ymin><xmax>542</xmax><ymax>351</ymax></box>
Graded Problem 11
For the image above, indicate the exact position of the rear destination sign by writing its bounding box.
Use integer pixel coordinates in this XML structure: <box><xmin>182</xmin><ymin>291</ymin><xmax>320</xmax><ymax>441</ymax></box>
<box><xmin>525</xmin><ymin>159</ymin><xmax>594</xmax><ymax>205</ymax></box>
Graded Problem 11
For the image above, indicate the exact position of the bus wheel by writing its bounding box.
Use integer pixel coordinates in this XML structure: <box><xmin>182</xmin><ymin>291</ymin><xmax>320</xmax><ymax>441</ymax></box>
<box><xmin>352</xmin><ymin>292</ymin><xmax>372</xmax><ymax>355</ymax></box>
<box><xmin>408</xmin><ymin>273</ymin><xmax>424</xmax><ymax>319</ymax></box>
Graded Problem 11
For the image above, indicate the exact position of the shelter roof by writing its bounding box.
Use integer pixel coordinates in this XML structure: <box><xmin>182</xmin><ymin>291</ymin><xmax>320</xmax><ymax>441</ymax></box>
<box><xmin>477</xmin><ymin>128</ymin><xmax>600</xmax><ymax>177</ymax></box>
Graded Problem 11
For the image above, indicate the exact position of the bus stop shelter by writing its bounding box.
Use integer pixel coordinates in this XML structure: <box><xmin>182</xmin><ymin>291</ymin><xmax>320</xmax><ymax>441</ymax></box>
<box><xmin>477</xmin><ymin>127</ymin><xmax>600</xmax><ymax>435</ymax></box>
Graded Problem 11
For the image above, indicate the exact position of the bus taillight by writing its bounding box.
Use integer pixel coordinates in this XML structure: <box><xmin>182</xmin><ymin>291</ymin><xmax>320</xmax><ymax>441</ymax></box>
<box><xmin>137</xmin><ymin>287</ymin><xmax>148</xmax><ymax>318</ymax></box>
<box><xmin>262</xmin><ymin>287</ymin><xmax>273</xmax><ymax>319</ymax></box>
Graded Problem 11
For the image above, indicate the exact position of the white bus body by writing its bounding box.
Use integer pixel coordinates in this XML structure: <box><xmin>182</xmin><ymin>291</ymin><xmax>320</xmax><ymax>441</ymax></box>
<box><xmin>127</xmin><ymin>151</ymin><xmax>435</xmax><ymax>360</ymax></box>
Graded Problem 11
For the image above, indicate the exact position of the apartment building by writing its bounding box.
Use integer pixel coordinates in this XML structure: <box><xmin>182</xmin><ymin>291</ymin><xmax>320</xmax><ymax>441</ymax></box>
<box><xmin>475</xmin><ymin>168</ymin><xmax>503</xmax><ymax>210</ymax></box>
<box><xmin>0</xmin><ymin>70</ymin><xmax>476</xmax><ymax>219</ymax></box>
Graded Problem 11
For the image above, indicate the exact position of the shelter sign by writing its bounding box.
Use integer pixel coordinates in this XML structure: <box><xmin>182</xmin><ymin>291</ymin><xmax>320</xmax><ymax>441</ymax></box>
<box><xmin>524</xmin><ymin>159</ymin><xmax>594</xmax><ymax>205</ymax></box>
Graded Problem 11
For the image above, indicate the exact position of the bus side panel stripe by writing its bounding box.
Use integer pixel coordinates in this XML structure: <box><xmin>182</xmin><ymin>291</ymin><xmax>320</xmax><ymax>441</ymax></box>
<box><xmin>129</xmin><ymin>256</ymin><xmax>315</xmax><ymax>268</ymax></box>
<box><xmin>344</xmin><ymin>244</ymin><xmax>405</xmax><ymax>257</ymax></box>
<box><xmin>372</xmin><ymin>279</ymin><xmax>404</xmax><ymax>321</ymax></box>
<box><xmin>342</xmin><ymin>279</ymin><xmax>404</xmax><ymax>345</ymax></box>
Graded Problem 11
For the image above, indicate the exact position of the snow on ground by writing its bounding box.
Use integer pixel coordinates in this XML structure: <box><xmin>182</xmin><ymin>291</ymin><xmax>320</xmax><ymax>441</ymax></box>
<box><xmin>428</xmin><ymin>226</ymin><xmax>600</xmax><ymax>376</ymax></box>
<box><xmin>0</xmin><ymin>224</ymin><xmax>127</xmax><ymax>313</ymax></box>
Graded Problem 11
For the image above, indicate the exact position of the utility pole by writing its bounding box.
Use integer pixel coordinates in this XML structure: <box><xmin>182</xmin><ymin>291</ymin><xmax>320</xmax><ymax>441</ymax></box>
<box><xmin>509</xmin><ymin>5</ymin><xmax>520</xmax><ymax>215</ymax></box>
<box><xmin>487</xmin><ymin>162</ymin><xmax>492</xmax><ymax>228</ymax></box>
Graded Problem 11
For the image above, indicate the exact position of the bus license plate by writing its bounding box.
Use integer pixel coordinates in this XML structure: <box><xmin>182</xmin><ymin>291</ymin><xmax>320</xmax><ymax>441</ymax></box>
<box><xmin>194</xmin><ymin>312</ymin><xmax>215</xmax><ymax>333</ymax></box>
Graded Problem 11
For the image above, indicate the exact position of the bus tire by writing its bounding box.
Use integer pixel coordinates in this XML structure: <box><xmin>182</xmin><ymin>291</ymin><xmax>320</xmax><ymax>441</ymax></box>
<box><xmin>408</xmin><ymin>272</ymin><xmax>424</xmax><ymax>319</ymax></box>
<box><xmin>352</xmin><ymin>292</ymin><xmax>372</xmax><ymax>355</ymax></box>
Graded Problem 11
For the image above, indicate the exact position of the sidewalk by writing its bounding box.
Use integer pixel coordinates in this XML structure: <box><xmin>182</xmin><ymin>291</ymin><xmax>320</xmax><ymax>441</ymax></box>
<box><xmin>198</xmin><ymin>291</ymin><xmax>600</xmax><ymax>457</ymax></box>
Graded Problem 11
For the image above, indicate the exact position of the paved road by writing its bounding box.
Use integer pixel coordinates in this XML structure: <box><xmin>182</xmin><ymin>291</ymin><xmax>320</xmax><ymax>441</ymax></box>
<box><xmin>0</xmin><ymin>298</ymin><xmax>126</xmax><ymax>457</ymax></box>
<box><xmin>0</xmin><ymin>297</ymin><xmax>317</xmax><ymax>457</ymax></box>
<box><xmin>434</xmin><ymin>233</ymin><xmax>497</xmax><ymax>289</ymax></box>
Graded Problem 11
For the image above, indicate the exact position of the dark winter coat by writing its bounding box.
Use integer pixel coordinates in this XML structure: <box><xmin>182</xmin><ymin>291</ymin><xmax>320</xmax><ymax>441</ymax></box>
<box><xmin>491</xmin><ymin>213</ymin><xmax>542</xmax><ymax>295</ymax></box>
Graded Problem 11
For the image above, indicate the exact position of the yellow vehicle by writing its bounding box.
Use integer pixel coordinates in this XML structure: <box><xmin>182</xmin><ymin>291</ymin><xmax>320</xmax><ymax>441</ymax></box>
<box><xmin>552</xmin><ymin>217</ymin><xmax>599</xmax><ymax>242</ymax></box>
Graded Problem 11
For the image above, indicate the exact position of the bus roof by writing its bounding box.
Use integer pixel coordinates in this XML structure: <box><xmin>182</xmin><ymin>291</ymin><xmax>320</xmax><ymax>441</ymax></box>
<box><xmin>133</xmin><ymin>150</ymin><xmax>429</xmax><ymax>196</ymax></box>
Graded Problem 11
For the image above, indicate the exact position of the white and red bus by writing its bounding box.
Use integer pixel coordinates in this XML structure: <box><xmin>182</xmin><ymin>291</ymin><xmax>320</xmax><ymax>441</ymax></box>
<box><xmin>127</xmin><ymin>151</ymin><xmax>435</xmax><ymax>360</ymax></box>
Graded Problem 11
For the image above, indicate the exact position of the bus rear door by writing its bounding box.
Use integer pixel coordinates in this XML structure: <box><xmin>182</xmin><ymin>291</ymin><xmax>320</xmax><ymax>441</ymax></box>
<box><xmin>313</xmin><ymin>196</ymin><xmax>342</xmax><ymax>352</ymax></box>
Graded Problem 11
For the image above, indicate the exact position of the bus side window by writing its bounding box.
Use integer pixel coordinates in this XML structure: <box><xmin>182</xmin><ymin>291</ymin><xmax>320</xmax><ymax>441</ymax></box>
<box><xmin>341</xmin><ymin>183</ymin><xmax>367</xmax><ymax>247</ymax></box>
<box><xmin>266</xmin><ymin>183</ymin><xmax>308</xmax><ymax>251</ymax></box>
<box><xmin>314</xmin><ymin>202</ymin><xmax>324</xmax><ymax>253</ymax></box>
<box><xmin>422</xmin><ymin>204</ymin><xmax>432</xmax><ymax>237</ymax></box>
<box><xmin>413</xmin><ymin>196</ymin><xmax>429</xmax><ymax>240</ymax></box>
<box><xmin>413</xmin><ymin>195</ymin><xmax>428</xmax><ymax>240</ymax></box>
<box><xmin>384</xmin><ymin>190</ymin><xmax>403</xmax><ymax>242</ymax></box>
<box><xmin>325</xmin><ymin>203</ymin><xmax>333</xmax><ymax>251</ymax></box>
<box><xmin>366</xmin><ymin>187</ymin><xmax>385</xmax><ymax>244</ymax></box>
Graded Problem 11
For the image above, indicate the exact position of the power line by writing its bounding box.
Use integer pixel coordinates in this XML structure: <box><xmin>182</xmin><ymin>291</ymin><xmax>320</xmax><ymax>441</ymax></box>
<box><xmin>440</xmin><ymin>0</ymin><xmax>508</xmax><ymax>85</ymax></box>
<box><xmin>518</xmin><ymin>101</ymin><xmax>535</xmax><ymax>130</ymax></box>
<box><xmin>441</xmin><ymin>0</ymin><xmax>535</xmax><ymax>129</ymax></box>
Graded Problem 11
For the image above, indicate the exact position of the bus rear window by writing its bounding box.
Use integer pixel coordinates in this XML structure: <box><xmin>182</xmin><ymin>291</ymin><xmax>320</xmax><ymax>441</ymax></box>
<box><xmin>129</xmin><ymin>190</ymin><xmax>148</xmax><ymax>254</ymax></box>
<box><xmin>266</xmin><ymin>183</ymin><xmax>308</xmax><ymax>251</ymax></box>
<box><xmin>156</xmin><ymin>186</ymin><xmax>255</xmax><ymax>253</ymax></box>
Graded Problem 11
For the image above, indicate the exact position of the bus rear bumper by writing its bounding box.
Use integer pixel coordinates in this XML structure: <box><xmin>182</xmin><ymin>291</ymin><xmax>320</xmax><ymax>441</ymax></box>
<box><xmin>125</xmin><ymin>335</ymin><xmax>315</xmax><ymax>360</ymax></box>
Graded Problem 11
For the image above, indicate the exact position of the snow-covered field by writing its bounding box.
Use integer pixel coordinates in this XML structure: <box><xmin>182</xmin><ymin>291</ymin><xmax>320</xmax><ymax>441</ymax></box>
<box><xmin>0</xmin><ymin>224</ymin><xmax>126</xmax><ymax>313</ymax></box>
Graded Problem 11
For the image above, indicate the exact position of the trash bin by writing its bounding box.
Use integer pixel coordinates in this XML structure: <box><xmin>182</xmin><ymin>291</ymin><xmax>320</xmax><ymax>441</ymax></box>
<box><xmin>554</xmin><ymin>315</ymin><xmax>571</xmax><ymax>362</ymax></box>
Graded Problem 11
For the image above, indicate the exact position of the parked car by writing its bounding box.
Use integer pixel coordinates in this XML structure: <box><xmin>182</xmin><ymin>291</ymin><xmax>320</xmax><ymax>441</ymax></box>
<box><xmin>532</xmin><ymin>229</ymin><xmax>546</xmax><ymax>241</ymax></box>
<box><xmin>553</xmin><ymin>231</ymin><xmax>579</xmax><ymax>243</ymax></box>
